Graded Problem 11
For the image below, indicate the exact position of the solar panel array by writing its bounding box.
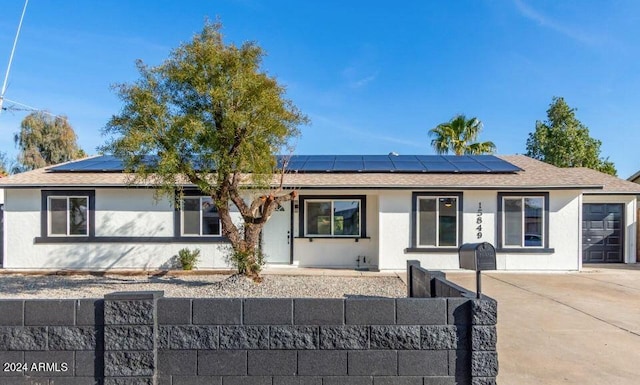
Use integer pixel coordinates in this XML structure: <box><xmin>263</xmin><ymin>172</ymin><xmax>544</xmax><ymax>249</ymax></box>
<box><xmin>49</xmin><ymin>154</ymin><xmax>522</xmax><ymax>173</ymax></box>
<box><xmin>49</xmin><ymin>155</ymin><xmax>126</xmax><ymax>172</ymax></box>
<box><xmin>278</xmin><ymin>155</ymin><xmax>521</xmax><ymax>173</ymax></box>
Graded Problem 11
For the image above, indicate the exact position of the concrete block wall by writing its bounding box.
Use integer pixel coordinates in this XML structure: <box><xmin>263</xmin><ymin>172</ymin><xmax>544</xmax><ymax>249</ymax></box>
<box><xmin>0</xmin><ymin>298</ymin><xmax>103</xmax><ymax>385</ymax></box>
<box><xmin>0</xmin><ymin>274</ymin><xmax>497</xmax><ymax>385</ymax></box>
<box><xmin>156</xmin><ymin>297</ymin><xmax>476</xmax><ymax>384</ymax></box>
<box><xmin>407</xmin><ymin>260</ymin><xmax>499</xmax><ymax>385</ymax></box>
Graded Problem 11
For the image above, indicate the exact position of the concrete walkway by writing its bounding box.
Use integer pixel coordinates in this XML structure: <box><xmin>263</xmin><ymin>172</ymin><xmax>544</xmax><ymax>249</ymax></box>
<box><xmin>445</xmin><ymin>266</ymin><xmax>640</xmax><ymax>385</ymax></box>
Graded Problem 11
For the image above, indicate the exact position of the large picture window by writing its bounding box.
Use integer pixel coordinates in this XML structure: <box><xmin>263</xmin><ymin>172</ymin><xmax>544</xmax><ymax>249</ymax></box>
<box><xmin>299</xmin><ymin>195</ymin><xmax>366</xmax><ymax>238</ymax></box>
<box><xmin>498</xmin><ymin>192</ymin><xmax>550</xmax><ymax>250</ymax></box>
<box><xmin>48</xmin><ymin>196</ymin><xmax>89</xmax><ymax>236</ymax></box>
<box><xmin>181</xmin><ymin>196</ymin><xmax>221</xmax><ymax>236</ymax></box>
<box><xmin>416</xmin><ymin>195</ymin><xmax>460</xmax><ymax>247</ymax></box>
<box><xmin>305</xmin><ymin>199</ymin><xmax>360</xmax><ymax>237</ymax></box>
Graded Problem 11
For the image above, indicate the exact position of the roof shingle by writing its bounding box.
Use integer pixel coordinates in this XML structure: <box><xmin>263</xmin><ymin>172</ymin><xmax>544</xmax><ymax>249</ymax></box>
<box><xmin>1</xmin><ymin>155</ymin><xmax>639</xmax><ymax>194</ymax></box>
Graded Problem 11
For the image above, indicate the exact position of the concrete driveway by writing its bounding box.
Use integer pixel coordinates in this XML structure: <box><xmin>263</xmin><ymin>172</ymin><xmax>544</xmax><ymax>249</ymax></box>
<box><xmin>445</xmin><ymin>265</ymin><xmax>640</xmax><ymax>385</ymax></box>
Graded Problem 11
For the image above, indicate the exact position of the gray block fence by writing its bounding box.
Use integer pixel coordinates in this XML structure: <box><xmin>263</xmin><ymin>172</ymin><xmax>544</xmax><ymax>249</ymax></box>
<box><xmin>0</xmin><ymin>262</ymin><xmax>497</xmax><ymax>385</ymax></box>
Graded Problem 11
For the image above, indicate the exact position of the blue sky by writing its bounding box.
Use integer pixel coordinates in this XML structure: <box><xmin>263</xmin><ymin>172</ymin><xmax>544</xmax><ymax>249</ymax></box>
<box><xmin>0</xmin><ymin>0</ymin><xmax>638</xmax><ymax>177</ymax></box>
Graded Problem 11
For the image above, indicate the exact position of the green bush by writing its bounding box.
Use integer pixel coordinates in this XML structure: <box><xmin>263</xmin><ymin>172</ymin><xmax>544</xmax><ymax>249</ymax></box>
<box><xmin>177</xmin><ymin>248</ymin><xmax>200</xmax><ymax>270</ymax></box>
<box><xmin>227</xmin><ymin>249</ymin><xmax>265</xmax><ymax>276</ymax></box>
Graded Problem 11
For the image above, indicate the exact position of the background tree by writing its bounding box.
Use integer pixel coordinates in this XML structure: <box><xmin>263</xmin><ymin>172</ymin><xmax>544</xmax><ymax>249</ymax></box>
<box><xmin>101</xmin><ymin>22</ymin><xmax>308</xmax><ymax>278</ymax></box>
<box><xmin>526</xmin><ymin>97</ymin><xmax>616</xmax><ymax>175</ymax></box>
<box><xmin>0</xmin><ymin>151</ymin><xmax>10</xmax><ymax>176</ymax></box>
<box><xmin>14</xmin><ymin>111</ymin><xmax>85</xmax><ymax>172</ymax></box>
<box><xmin>429</xmin><ymin>114</ymin><xmax>496</xmax><ymax>155</ymax></box>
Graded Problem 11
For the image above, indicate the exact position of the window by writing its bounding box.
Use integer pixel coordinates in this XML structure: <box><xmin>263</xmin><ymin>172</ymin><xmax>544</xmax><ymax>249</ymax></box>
<box><xmin>498</xmin><ymin>192</ymin><xmax>550</xmax><ymax>250</ymax></box>
<box><xmin>299</xmin><ymin>195</ymin><xmax>366</xmax><ymax>238</ymax></box>
<box><xmin>415</xmin><ymin>194</ymin><xmax>460</xmax><ymax>248</ymax></box>
<box><xmin>181</xmin><ymin>196</ymin><xmax>221</xmax><ymax>236</ymax></box>
<box><xmin>41</xmin><ymin>190</ymin><xmax>95</xmax><ymax>239</ymax></box>
<box><xmin>48</xmin><ymin>196</ymin><xmax>89</xmax><ymax>236</ymax></box>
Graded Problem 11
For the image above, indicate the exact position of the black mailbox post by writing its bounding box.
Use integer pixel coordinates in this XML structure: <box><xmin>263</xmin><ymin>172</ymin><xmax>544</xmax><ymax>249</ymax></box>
<box><xmin>459</xmin><ymin>242</ymin><xmax>496</xmax><ymax>298</ymax></box>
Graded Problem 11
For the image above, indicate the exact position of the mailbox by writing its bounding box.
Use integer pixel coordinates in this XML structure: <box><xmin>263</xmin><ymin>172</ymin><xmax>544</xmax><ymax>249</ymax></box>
<box><xmin>459</xmin><ymin>242</ymin><xmax>496</xmax><ymax>271</ymax></box>
<box><xmin>458</xmin><ymin>242</ymin><xmax>496</xmax><ymax>299</ymax></box>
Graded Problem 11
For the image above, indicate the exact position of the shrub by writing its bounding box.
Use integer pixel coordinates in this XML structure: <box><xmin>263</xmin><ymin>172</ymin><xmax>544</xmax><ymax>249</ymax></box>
<box><xmin>227</xmin><ymin>249</ymin><xmax>265</xmax><ymax>278</ymax></box>
<box><xmin>177</xmin><ymin>248</ymin><xmax>200</xmax><ymax>270</ymax></box>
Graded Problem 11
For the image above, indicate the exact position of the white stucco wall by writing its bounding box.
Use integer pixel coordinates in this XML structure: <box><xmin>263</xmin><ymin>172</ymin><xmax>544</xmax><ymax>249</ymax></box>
<box><xmin>3</xmin><ymin>186</ymin><xmax>629</xmax><ymax>271</ymax></box>
<box><xmin>582</xmin><ymin>194</ymin><xmax>637</xmax><ymax>264</ymax></box>
<box><xmin>499</xmin><ymin>190</ymin><xmax>581</xmax><ymax>270</ymax></box>
<box><xmin>377</xmin><ymin>189</ymin><xmax>583</xmax><ymax>271</ymax></box>
<box><xmin>378</xmin><ymin>190</ymin><xmax>502</xmax><ymax>270</ymax></box>
<box><xmin>377</xmin><ymin>190</ymin><xmax>412</xmax><ymax>270</ymax></box>
<box><xmin>95</xmin><ymin>189</ymin><xmax>174</xmax><ymax>237</ymax></box>
<box><xmin>2</xmin><ymin>188</ymin><xmax>235</xmax><ymax>270</ymax></box>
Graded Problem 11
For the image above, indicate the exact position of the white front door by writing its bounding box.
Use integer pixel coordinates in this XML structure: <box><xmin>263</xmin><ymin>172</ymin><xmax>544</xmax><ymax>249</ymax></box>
<box><xmin>261</xmin><ymin>201</ymin><xmax>291</xmax><ymax>264</ymax></box>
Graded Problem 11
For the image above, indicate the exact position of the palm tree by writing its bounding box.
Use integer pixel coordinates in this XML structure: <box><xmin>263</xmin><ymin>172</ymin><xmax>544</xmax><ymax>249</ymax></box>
<box><xmin>429</xmin><ymin>115</ymin><xmax>496</xmax><ymax>155</ymax></box>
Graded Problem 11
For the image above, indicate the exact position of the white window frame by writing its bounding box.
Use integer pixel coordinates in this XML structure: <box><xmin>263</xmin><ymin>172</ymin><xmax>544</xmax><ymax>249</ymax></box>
<box><xmin>304</xmin><ymin>199</ymin><xmax>362</xmax><ymax>237</ymax></box>
<box><xmin>502</xmin><ymin>196</ymin><xmax>545</xmax><ymax>248</ymax></box>
<box><xmin>181</xmin><ymin>196</ymin><xmax>222</xmax><ymax>237</ymax></box>
<box><xmin>416</xmin><ymin>196</ymin><xmax>459</xmax><ymax>248</ymax></box>
<box><xmin>48</xmin><ymin>196</ymin><xmax>89</xmax><ymax>237</ymax></box>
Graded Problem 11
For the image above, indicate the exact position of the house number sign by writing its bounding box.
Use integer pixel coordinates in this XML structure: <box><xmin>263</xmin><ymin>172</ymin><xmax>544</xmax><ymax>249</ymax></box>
<box><xmin>476</xmin><ymin>202</ymin><xmax>483</xmax><ymax>239</ymax></box>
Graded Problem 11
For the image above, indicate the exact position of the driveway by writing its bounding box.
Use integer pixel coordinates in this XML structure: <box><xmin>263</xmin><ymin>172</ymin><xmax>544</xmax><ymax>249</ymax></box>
<box><xmin>445</xmin><ymin>265</ymin><xmax>640</xmax><ymax>385</ymax></box>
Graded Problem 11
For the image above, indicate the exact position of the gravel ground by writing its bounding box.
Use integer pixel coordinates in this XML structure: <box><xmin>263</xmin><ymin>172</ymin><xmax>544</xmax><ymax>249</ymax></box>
<box><xmin>0</xmin><ymin>273</ymin><xmax>407</xmax><ymax>299</ymax></box>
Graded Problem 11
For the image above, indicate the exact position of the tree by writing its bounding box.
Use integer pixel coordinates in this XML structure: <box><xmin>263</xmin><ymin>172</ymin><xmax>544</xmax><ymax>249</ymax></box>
<box><xmin>429</xmin><ymin>115</ymin><xmax>496</xmax><ymax>155</ymax></box>
<box><xmin>0</xmin><ymin>151</ymin><xmax>10</xmax><ymax>177</ymax></box>
<box><xmin>101</xmin><ymin>22</ymin><xmax>308</xmax><ymax>278</ymax></box>
<box><xmin>14</xmin><ymin>111</ymin><xmax>86</xmax><ymax>171</ymax></box>
<box><xmin>526</xmin><ymin>97</ymin><xmax>616</xmax><ymax>175</ymax></box>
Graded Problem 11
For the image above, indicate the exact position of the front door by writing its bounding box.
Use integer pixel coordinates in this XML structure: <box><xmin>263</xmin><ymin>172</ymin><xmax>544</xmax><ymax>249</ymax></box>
<box><xmin>582</xmin><ymin>203</ymin><xmax>624</xmax><ymax>263</ymax></box>
<box><xmin>261</xmin><ymin>201</ymin><xmax>292</xmax><ymax>264</ymax></box>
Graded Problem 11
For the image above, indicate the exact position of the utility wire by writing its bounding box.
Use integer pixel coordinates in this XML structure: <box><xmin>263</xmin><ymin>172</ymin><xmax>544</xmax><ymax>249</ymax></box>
<box><xmin>0</xmin><ymin>0</ymin><xmax>29</xmax><ymax>115</ymax></box>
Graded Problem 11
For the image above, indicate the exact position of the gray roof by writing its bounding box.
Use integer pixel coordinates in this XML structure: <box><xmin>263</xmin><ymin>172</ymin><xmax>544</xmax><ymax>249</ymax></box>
<box><xmin>2</xmin><ymin>155</ymin><xmax>640</xmax><ymax>194</ymax></box>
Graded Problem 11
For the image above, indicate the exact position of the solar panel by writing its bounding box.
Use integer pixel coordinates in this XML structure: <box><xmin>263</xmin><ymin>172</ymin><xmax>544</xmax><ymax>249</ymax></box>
<box><xmin>416</xmin><ymin>155</ymin><xmax>448</xmax><ymax>163</ymax></box>
<box><xmin>307</xmin><ymin>155</ymin><xmax>335</xmax><ymax>161</ymax></box>
<box><xmin>363</xmin><ymin>155</ymin><xmax>386</xmax><ymax>161</ymax></box>
<box><xmin>423</xmin><ymin>162</ymin><xmax>458</xmax><ymax>172</ymax></box>
<box><xmin>363</xmin><ymin>160</ymin><xmax>394</xmax><ymax>170</ymax></box>
<box><xmin>451</xmin><ymin>162</ymin><xmax>490</xmax><ymax>172</ymax></box>
<box><xmin>277</xmin><ymin>155</ymin><xmax>308</xmax><ymax>169</ymax></box>
<box><xmin>333</xmin><ymin>160</ymin><xmax>364</xmax><ymax>171</ymax></box>
<box><xmin>391</xmin><ymin>155</ymin><xmax>420</xmax><ymax>162</ymax></box>
<box><xmin>48</xmin><ymin>154</ymin><xmax>521</xmax><ymax>174</ymax></box>
<box><xmin>335</xmin><ymin>155</ymin><xmax>364</xmax><ymax>161</ymax></box>
<box><xmin>50</xmin><ymin>158</ymin><xmax>106</xmax><ymax>171</ymax></box>
<box><xmin>302</xmin><ymin>161</ymin><xmax>335</xmax><ymax>171</ymax></box>
<box><xmin>477</xmin><ymin>160</ymin><xmax>522</xmax><ymax>172</ymax></box>
<box><xmin>96</xmin><ymin>160</ymin><xmax>125</xmax><ymax>171</ymax></box>
<box><xmin>392</xmin><ymin>160</ymin><xmax>427</xmax><ymax>172</ymax></box>
<box><xmin>284</xmin><ymin>160</ymin><xmax>307</xmax><ymax>171</ymax></box>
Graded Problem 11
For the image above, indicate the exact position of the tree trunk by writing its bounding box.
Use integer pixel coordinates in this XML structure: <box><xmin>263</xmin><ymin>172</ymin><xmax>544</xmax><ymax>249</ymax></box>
<box><xmin>215</xmin><ymin>185</ymin><xmax>296</xmax><ymax>279</ymax></box>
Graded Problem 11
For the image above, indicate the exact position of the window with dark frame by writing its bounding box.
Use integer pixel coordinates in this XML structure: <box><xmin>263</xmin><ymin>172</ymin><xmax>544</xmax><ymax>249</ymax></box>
<box><xmin>41</xmin><ymin>190</ymin><xmax>95</xmax><ymax>239</ymax></box>
<box><xmin>181</xmin><ymin>196</ymin><xmax>222</xmax><ymax>236</ymax></box>
<box><xmin>416</xmin><ymin>195</ymin><xmax>460</xmax><ymax>248</ymax></box>
<box><xmin>298</xmin><ymin>195</ymin><xmax>366</xmax><ymax>238</ymax></box>
<box><xmin>497</xmin><ymin>192</ymin><xmax>551</xmax><ymax>251</ymax></box>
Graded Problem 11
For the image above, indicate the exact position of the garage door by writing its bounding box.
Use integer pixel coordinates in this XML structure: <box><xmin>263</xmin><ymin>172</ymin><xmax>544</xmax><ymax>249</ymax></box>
<box><xmin>582</xmin><ymin>204</ymin><xmax>624</xmax><ymax>263</ymax></box>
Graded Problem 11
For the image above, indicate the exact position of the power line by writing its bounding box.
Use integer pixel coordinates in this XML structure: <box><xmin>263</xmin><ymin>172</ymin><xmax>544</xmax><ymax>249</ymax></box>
<box><xmin>0</xmin><ymin>0</ymin><xmax>29</xmax><ymax>115</ymax></box>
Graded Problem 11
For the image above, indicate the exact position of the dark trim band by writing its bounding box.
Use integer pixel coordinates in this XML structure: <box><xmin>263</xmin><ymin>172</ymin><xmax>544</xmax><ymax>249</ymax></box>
<box><xmin>34</xmin><ymin>236</ymin><xmax>229</xmax><ymax>244</ymax></box>
<box><xmin>404</xmin><ymin>247</ymin><xmax>459</xmax><ymax>253</ymax></box>
<box><xmin>496</xmin><ymin>248</ymin><xmax>555</xmax><ymax>254</ymax></box>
